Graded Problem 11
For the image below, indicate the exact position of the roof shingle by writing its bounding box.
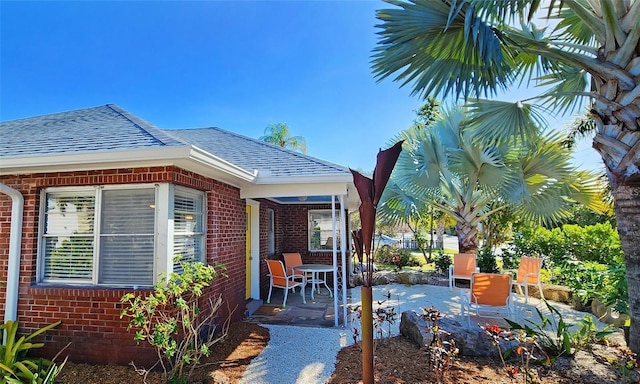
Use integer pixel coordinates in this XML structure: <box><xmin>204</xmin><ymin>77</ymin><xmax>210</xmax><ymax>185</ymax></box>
<box><xmin>0</xmin><ymin>104</ymin><xmax>350</xmax><ymax>178</ymax></box>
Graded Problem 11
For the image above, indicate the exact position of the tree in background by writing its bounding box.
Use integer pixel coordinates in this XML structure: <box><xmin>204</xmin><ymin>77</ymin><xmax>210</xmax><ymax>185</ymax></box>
<box><xmin>481</xmin><ymin>203</ymin><xmax>517</xmax><ymax>253</ymax></box>
<box><xmin>259</xmin><ymin>123</ymin><xmax>307</xmax><ymax>154</ymax></box>
<box><xmin>382</xmin><ymin>106</ymin><xmax>605</xmax><ymax>254</ymax></box>
<box><xmin>378</xmin><ymin>99</ymin><xmax>445</xmax><ymax>262</ymax></box>
<box><xmin>371</xmin><ymin>0</ymin><xmax>640</xmax><ymax>353</ymax></box>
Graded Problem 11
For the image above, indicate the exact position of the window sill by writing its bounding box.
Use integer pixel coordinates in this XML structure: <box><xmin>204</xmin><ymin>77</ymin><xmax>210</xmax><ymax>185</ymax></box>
<box><xmin>28</xmin><ymin>284</ymin><xmax>152</xmax><ymax>298</ymax></box>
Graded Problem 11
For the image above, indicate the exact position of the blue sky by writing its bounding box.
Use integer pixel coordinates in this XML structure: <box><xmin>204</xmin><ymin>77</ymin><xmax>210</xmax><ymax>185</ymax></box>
<box><xmin>1</xmin><ymin>0</ymin><xmax>601</xmax><ymax>173</ymax></box>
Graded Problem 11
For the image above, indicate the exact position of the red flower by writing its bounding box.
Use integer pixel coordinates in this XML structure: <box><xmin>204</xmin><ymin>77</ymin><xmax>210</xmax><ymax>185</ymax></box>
<box><xmin>484</xmin><ymin>323</ymin><xmax>502</xmax><ymax>336</ymax></box>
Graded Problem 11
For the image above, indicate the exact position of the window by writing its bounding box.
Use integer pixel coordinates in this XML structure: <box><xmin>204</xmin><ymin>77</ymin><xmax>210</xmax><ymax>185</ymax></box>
<box><xmin>308</xmin><ymin>210</ymin><xmax>340</xmax><ymax>251</ymax></box>
<box><xmin>99</xmin><ymin>188</ymin><xmax>156</xmax><ymax>285</ymax></box>
<box><xmin>267</xmin><ymin>209</ymin><xmax>275</xmax><ymax>255</ymax></box>
<box><xmin>173</xmin><ymin>187</ymin><xmax>205</xmax><ymax>272</ymax></box>
<box><xmin>39</xmin><ymin>184</ymin><xmax>205</xmax><ymax>287</ymax></box>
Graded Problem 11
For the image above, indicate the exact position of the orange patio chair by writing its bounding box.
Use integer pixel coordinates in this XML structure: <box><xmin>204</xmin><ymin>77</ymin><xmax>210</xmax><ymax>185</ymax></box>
<box><xmin>265</xmin><ymin>259</ymin><xmax>306</xmax><ymax>308</ymax></box>
<box><xmin>282</xmin><ymin>252</ymin><xmax>312</xmax><ymax>282</ymax></box>
<box><xmin>282</xmin><ymin>252</ymin><xmax>304</xmax><ymax>275</ymax></box>
<box><xmin>513</xmin><ymin>256</ymin><xmax>544</xmax><ymax>303</ymax></box>
<box><xmin>460</xmin><ymin>272</ymin><xmax>515</xmax><ymax>326</ymax></box>
<box><xmin>448</xmin><ymin>253</ymin><xmax>480</xmax><ymax>288</ymax></box>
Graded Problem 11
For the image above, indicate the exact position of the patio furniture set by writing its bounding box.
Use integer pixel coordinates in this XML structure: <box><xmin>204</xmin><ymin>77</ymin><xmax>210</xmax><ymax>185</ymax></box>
<box><xmin>266</xmin><ymin>253</ymin><xmax>334</xmax><ymax>307</ymax></box>
<box><xmin>451</xmin><ymin>253</ymin><xmax>544</xmax><ymax>325</ymax></box>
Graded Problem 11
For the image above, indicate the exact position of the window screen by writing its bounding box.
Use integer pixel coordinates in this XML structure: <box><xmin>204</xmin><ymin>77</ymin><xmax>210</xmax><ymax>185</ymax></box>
<box><xmin>173</xmin><ymin>188</ymin><xmax>205</xmax><ymax>272</ymax></box>
<box><xmin>42</xmin><ymin>193</ymin><xmax>95</xmax><ymax>282</ymax></box>
<box><xmin>98</xmin><ymin>189</ymin><xmax>155</xmax><ymax>285</ymax></box>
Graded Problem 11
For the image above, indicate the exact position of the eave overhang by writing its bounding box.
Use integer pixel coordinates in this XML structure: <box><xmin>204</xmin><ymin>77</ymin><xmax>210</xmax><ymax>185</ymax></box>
<box><xmin>0</xmin><ymin>146</ymin><xmax>361</xmax><ymax>209</ymax></box>
<box><xmin>0</xmin><ymin>146</ymin><xmax>258</xmax><ymax>188</ymax></box>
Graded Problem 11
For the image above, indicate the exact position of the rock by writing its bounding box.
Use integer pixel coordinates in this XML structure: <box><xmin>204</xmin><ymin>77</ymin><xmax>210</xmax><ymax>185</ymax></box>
<box><xmin>540</xmin><ymin>284</ymin><xmax>571</xmax><ymax>303</ymax></box>
<box><xmin>399</xmin><ymin>311</ymin><xmax>519</xmax><ymax>358</ymax></box>
<box><xmin>591</xmin><ymin>298</ymin><xmax>630</xmax><ymax>327</ymax></box>
<box><xmin>395</xmin><ymin>272</ymin><xmax>413</xmax><ymax>285</ymax></box>
<box><xmin>513</xmin><ymin>283</ymin><xmax>572</xmax><ymax>303</ymax></box>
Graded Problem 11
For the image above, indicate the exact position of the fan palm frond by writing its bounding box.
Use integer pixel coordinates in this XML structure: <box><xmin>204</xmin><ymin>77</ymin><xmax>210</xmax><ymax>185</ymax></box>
<box><xmin>464</xmin><ymin>99</ymin><xmax>547</xmax><ymax>144</ymax></box>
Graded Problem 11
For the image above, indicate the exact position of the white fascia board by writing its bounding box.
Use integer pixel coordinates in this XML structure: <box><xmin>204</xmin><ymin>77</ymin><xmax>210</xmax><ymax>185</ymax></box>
<box><xmin>183</xmin><ymin>145</ymin><xmax>258</xmax><ymax>182</ymax></box>
<box><xmin>242</xmin><ymin>182</ymin><xmax>361</xmax><ymax>210</ymax></box>
<box><xmin>0</xmin><ymin>147</ymin><xmax>191</xmax><ymax>174</ymax></box>
<box><xmin>0</xmin><ymin>146</ymin><xmax>257</xmax><ymax>186</ymax></box>
<box><xmin>241</xmin><ymin>182</ymin><xmax>349</xmax><ymax>199</ymax></box>
<box><xmin>255</xmin><ymin>173</ymin><xmax>353</xmax><ymax>184</ymax></box>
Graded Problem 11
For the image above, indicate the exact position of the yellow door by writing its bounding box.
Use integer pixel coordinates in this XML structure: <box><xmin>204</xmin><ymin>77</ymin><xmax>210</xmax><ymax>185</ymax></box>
<box><xmin>245</xmin><ymin>205</ymin><xmax>251</xmax><ymax>299</ymax></box>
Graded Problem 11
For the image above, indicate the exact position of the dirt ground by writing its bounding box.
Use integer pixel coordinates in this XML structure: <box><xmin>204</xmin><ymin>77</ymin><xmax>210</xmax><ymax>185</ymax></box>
<box><xmin>56</xmin><ymin>321</ymin><xmax>639</xmax><ymax>384</ymax></box>
<box><xmin>56</xmin><ymin>321</ymin><xmax>270</xmax><ymax>384</ymax></box>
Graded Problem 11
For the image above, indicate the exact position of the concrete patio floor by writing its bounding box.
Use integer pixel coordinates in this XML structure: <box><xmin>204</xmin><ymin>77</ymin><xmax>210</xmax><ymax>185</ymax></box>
<box><xmin>247</xmin><ymin>282</ymin><xmax>618</xmax><ymax>340</ymax></box>
<box><xmin>246</xmin><ymin>284</ymin><xmax>338</xmax><ymax>327</ymax></box>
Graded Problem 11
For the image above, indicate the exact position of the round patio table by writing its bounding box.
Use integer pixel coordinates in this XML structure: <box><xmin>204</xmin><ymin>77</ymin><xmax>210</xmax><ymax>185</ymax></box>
<box><xmin>295</xmin><ymin>264</ymin><xmax>334</xmax><ymax>300</ymax></box>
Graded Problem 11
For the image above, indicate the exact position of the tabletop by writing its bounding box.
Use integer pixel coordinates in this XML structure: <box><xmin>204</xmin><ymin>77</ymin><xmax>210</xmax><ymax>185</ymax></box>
<box><xmin>296</xmin><ymin>264</ymin><xmax>335</xmax><ymax>272</ymax></box>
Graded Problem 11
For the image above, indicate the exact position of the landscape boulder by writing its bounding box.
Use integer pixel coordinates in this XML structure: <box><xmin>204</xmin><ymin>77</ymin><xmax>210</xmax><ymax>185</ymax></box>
<box><xmin>399</xmin><ymin>310</ymin><xmax>519</xmax><ymax>358</ymax></box>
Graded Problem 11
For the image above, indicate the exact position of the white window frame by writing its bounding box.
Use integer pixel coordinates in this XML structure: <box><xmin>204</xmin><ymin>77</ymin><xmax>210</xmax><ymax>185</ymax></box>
<box><xmin>37</xmin><ymin>183</ymin><xmax>206</xmax><ymax>287</ymax></box>
<box><xmin>171</xmin><ymin>185</ymin><xmax>206</xmax><ymax>272</ymax></box>
<box><xmin>308</xmin><ymin>209</ymin><xmax>340</xmax><ymax>252</ymax></box>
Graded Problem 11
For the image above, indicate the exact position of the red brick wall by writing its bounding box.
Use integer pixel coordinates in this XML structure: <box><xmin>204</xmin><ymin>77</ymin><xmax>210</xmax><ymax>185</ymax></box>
<box><xmin>207</xmin><ymin>181</ymin><xmax>246</xmax><ymax>324</ymax></box>
<box><xmin>0</xmin><ymin>167</ymin><xmax>246</xmax><ymax>366</ymax></box>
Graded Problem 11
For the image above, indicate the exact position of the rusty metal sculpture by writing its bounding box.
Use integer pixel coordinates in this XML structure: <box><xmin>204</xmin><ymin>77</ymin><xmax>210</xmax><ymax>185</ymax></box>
<box><xmin>350</xmin><ymin>140</ymin><xmax>403</xmax><ymax>384</ymax></box>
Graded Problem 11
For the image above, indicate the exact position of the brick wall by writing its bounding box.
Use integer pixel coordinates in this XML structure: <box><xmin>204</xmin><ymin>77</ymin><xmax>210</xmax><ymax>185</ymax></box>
<box><xmin>0</xmin><ymin>166</ymin><xmax>246</xmax><ymax>366</ymax></box>
<box><xmin>207</xmin><ymin>180</ymin><xmax>246</xmax><ymax>323</ymax></box>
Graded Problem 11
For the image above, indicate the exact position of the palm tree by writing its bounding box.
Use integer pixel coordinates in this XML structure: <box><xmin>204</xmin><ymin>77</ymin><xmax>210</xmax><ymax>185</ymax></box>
<box><xmin>371</xmin><ymin>0</ymin><xmax>640</xmax><ymax>353</ymax></box>
<box><xmin>259</xmin><ymin>123</ymin><xmax>307</xmax><ymax>154</ymax></box>
<box><xmin>379</xmin><ymin>107</ymin><xmax>605</xmax><ymax>254</ymax></box>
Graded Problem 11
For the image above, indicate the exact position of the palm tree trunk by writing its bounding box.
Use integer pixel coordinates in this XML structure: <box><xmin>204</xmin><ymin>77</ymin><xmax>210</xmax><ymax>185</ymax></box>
<box><xmin>611</xmin><ymin>185</ymin><xmax>640</xmax><ymax>354</ymax></box>
<box><xmin>456</xmin><ymin>222</ymin><xmax>478</xmax><ymax>254</ymax></box>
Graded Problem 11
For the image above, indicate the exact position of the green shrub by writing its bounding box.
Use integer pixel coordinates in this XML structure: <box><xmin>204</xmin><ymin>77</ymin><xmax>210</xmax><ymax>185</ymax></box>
<box><xmin>550</xmin><ymin>260</ymin><xmax>608</xmax><ymax>307</ymax></box>
<box><xmin>562</xmin><ymin>222</ymin><xmax>623</xmax><ymax>264</ymax></box>
<box><xmin>433</xmin><ymin>251</ymin><xmax>452</xmax><ymax>274</ymax></box>
<box><xmin>598</xmin><ymin>264</ymin><xmax>629</xmax><ymax>314</ymax></box>
<box><xmin>120</xmin><ymin>259</ymin><xmax>229</xmax><ymax>382</ymax></box>
<box><xmin>497</xmin><ymin>247</ymin><xmax>520</xmax><ymax>270</ymax></box>
<box><xmin>513</xmin><ymin>222</ymin><xmax>622</xmax><ymax>265</ymax></box>
<box><xmin>0</xmin><ymin>320</ymin><xmax>65</xmax><ymax>384</ymax></box>
<box><xmin>374</xmin><ymin>245</ymin><xmax>396</xmax><ymax>264</ymax></box>
<box><xmin>510</xmin><ymin>222</ymin><xmax>627</xmax><ymax>312</ymax></box>
<box><xmin>511</xmin><ymin>226</ymin><xmax>566</xmax><ymax>262</ymax></box>
<box><xmin>375</xmin><ymin>246</ymin><xmax>419</xmax><ymax>267</ymax></box>
<box><xmin>397</xmin><ymin>248</ymin><xmax>419</xmax><ymax>268</ymax></box>
<box><xmin>476</xmin><ymin>247</ymin><xmax>499</xmax><ymax>273</ymax></box>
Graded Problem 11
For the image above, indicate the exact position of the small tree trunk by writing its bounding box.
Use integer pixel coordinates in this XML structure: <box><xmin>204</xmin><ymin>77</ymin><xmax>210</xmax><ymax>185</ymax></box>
<box><xmin>436</xmin><ymin>217</ymin><xmax>445</xmax><ymax>249</ymax></box>
<box><xmin>361</xmin><ymin>286</ymin><xmax>374</xmax><ymax>384</ymax></box>
<box><xmin>611</xmin><ymin>185</ymin><xmax>640</xmax><ymax>354</ymax></box>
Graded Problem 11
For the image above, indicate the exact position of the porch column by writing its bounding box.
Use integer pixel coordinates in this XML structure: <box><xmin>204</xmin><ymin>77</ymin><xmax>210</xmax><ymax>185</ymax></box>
<box><xmin>331</xmin><ymin>196</ymin><xmax>339</xmax><ymax>326</ymax></box>
<box><xmin>330</xmin><ymin>194</ymin><xmax>349</xmax><ymax>327</ymax></box>
<box><xmin>339</xmin><ymin>194</ymin><xmax>348</xmax><ymax>327</ymax></box>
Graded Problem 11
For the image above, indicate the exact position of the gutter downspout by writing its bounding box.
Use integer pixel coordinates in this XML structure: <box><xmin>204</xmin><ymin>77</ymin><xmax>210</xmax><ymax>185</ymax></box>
<box><xmin>0</xmin><ymin>183</ymin><xmax>24</xmax><ymax>325</ymax></box>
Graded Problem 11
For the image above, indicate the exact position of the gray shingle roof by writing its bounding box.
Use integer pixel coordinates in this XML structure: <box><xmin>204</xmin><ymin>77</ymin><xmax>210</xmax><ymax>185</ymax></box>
<box><xmin>0</xmin><ymin>104</ymin><xmax>350</xmax><ymax>178</ymax></box>
<box><xmin>0</xmin><ymin>104</ymin><xmax>185</xmax><ymax>157</ymax></box>
<box><xmin>165</xmin><ymin>128</ymin><xmax>349</xmax><ymax>177</ymax></box>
